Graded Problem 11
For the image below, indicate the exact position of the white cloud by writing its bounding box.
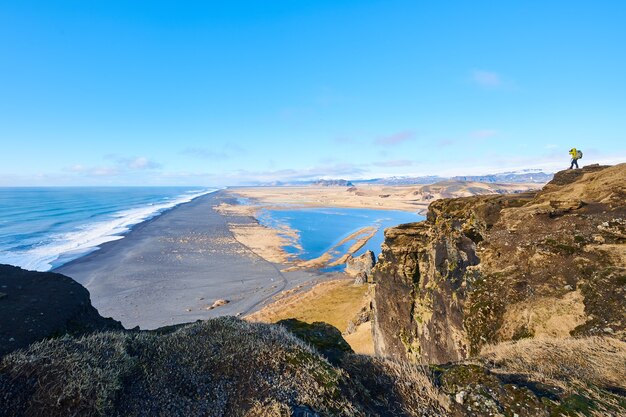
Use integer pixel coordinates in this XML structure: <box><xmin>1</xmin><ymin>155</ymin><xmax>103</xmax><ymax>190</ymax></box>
<box><xmin>128</xmin><ymin>156</ymin><xmax>160</xmax><ymax>169</ymax></box>
<box><xmin>63</xmin><ymin>155</ymin><xmax>161</xmax><ymax>178</ymax></box>
<box><xmin>472</xmin><ymin>70</ymin><xmax>503</xmax><ymax>88</ymax></box>
<box><xmin>372</xmin><ymin>159</ymin><xmax>414</xmax><ymax>167</ymax></box>
<box><xmin>374</xmin><ymin>130</ymin><xmax>415</xmax><ymax>146</ymax></box>
<box><xmin>471</xmin><ymin>129</ymin><xmax>498</xmax><ymax>139</ymax></box>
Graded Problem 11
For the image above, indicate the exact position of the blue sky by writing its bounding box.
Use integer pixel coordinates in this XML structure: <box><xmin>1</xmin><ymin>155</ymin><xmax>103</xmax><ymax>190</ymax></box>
<box><xmin>1</xmin><ymin>1</ymin><xmax>625</xmax><ymax>186</ymax></box>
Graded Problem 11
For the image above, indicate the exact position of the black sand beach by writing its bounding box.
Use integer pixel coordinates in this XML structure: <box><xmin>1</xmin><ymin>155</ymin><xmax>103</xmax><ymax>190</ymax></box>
<box><xmin>55</xmin><ymin>191</ymin><xmax>319</xmax><ymax>329</ymax></box>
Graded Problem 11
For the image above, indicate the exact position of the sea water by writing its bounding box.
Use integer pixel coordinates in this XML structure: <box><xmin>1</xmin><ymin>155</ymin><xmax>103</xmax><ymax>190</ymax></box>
<box><xmin>0</xmin><ymin>187</ymin><xmax>215</xmax><ymax>271</ymax></box>
<box><xmin>257</xmin><ymin>207</ymin><xmax>424</xmax><ymax>269</ymax></box>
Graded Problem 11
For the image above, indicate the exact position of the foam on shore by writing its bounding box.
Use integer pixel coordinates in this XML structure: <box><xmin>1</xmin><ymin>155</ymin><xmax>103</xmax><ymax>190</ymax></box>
<box><xmin>1</xmin><ymin>189</ymin><xmax>217</xmax><ymax>271</ymax></box>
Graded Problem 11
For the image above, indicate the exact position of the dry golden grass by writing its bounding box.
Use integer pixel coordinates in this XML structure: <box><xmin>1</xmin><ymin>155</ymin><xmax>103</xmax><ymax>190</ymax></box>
<box><xmin>344</xmin><ymin>322</ymin><xmax>375</xmax><ymax>355</ymax></box>
<box><xmin>480</xmin><ymin>336</ymin><xmax>626</xmax><ymax>391</ymax></box>
<box><xmin>227</xmin><ymin>182</ymin><xmax>541</xmax><ymax>214</ymax></box>
<box><xmin>246</xmin><ymin>279</ymin><xmax>374</xmax><ymax>354</ymax></box>
<box><xmin>340</xmin><ymin>355</ymin><xmax>451</xmax><ymax>416</ymax></box>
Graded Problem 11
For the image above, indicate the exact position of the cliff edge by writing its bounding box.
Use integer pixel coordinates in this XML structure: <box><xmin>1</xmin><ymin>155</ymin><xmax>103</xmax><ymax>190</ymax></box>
<box><xmin>0</xmin><ymin>264</ymin><xmax>123</xmax><ymax>356</ymax></box>
<box><xmin>372</xmin><ymin>163</ymin><xmax>626</xmax><ymax>364</ymax></box>
<box><xmin>2</xmin><ymin>244</ymin><xmax>626</xmax><ymax>415</ymax></box>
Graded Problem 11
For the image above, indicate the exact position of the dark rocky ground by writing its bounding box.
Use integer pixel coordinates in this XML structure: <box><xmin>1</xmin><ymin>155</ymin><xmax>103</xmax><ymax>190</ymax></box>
<box><xmin>0</xmin><ymin>264</ymin><xmax>122</xmax><ymax>356</ymax></box>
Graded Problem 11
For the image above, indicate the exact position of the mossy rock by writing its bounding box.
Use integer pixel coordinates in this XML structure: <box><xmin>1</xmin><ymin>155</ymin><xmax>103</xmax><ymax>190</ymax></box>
<box><xmin>439</xmin><ymin>364</ymin><xmax>548</xmax><ymax>416</ymax></box>
<box><xmin>277</xmin><ymin>319</ymin><xmax>353</xmax><ymax>365</ymax></box>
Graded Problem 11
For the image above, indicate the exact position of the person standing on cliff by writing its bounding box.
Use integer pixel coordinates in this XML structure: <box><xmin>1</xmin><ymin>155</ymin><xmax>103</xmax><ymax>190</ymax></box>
<box><xmin>569</xmin><ymin>148</ymin><xmax>581</xmax><ymax>169</ymax></box>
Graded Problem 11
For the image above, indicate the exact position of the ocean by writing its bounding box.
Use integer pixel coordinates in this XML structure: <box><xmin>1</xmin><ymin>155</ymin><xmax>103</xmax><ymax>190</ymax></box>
<box><xmin>0</xmin><ymin>187</ymin><xmax>215</xmax><ymax>271</ymax></box>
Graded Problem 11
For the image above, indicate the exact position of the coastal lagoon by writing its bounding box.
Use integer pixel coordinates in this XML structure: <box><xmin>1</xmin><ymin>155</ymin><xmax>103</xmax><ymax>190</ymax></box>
<box><xmin>257</xmin><ymin>207</ymin><xmax>425</xmax><ymax>268</ymax></box>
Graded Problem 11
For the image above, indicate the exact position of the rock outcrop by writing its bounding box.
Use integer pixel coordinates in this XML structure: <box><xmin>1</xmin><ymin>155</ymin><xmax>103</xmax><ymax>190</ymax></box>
<box><xmin>0</xmin><ymin>264</ymin><xmax>123</xmax><ymax>356</ymax></box>
<box><xmin>277</xmin><ymin>318</ymin><xmax>353</xmax><ymax>364</ymax></box>
<box><xmin>372</xmin><ymin>164</ymin><xmax>626</xmax><ymax>364</ymax></box>
<box><xmin>345</xmin><ymin>250</ymin><xmax>376</xmax><ymax>284</ymax></box>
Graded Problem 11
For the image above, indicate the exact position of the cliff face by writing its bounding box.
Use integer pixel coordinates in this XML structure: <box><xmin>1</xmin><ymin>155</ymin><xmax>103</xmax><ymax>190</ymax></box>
<box><xmin>0</xmin><ymin>264</ymin><xmax>123</xmax><ymax>356</ymax></box>
<box><xmin>372</xmin><ymin>164</ymin><xmax>626</xmax><ymax>363</ymax></box>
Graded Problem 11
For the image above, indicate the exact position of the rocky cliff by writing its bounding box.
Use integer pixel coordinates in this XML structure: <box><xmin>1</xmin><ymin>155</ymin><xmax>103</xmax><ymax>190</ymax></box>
<box><xmin>2</xmin><ymin>255</ymin><xmax>626</xmax><ymax>415</ymax></box>
<box><xmin>0</xmin><ymin>264</ymin><xmax>123</xmax><ymax>356</ymax></box>
<box><xmin>372</xmin><ymin>164</ymin><xmax>626</xmax><ymax>364</ymax></box>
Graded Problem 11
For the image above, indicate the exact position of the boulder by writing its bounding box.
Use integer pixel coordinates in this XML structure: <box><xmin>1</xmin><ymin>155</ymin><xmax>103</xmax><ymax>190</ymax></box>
<box><xmin>277</xmin><ymin>319</ymin><xmax>353</xmax><ymax>364</ymax></box>
<box><xmin>345</xmin><ymin>250</ymin><xmax>376</xmax><ymax>282</ymax></box>
<box><xmin>353</xmin><ymin>272</ymin><xmax>367</xmax><ymax>285</ymax></box>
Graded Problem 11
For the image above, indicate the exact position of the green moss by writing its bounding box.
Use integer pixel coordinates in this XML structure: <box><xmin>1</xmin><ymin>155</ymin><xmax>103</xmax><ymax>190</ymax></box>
<box><xmin>512</xmin><ymin>326</ymin><xmax>534</xmax><ymax>340</ymax></box>
<box><xmin>398</xmin><ymin>328</ymin><xmax>421</xmax><ymax>360</ymax></box>
<box><xmin>549</xmin><ymin>393</ymin><xmax>594</xmax><ymax>416</ymax></box>
<box><xmin>440</xmin><ymin>364</ymin><xmax>488</xmax><ymax>391</ymax></box>
<box><xmin>277</xmin><ymin>319</ymin><xmax>353</xmax><ymax>364</ymax></box>
<box><xmin>542</xmin><ymin>238</ymin><xmax>578</xmax><ymax>255</ymax></box>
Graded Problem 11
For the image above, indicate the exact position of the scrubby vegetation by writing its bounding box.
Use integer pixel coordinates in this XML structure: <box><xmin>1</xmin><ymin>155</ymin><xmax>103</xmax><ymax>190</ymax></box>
<box><xmin>1</xmin><ymin>316</ymin><xmax>624</xmax><ymax>416</ymax></box>
<box><xmin>0</xmin><ymin>317</ymin><xmax>450</xmax><ymax>417</ymax></box>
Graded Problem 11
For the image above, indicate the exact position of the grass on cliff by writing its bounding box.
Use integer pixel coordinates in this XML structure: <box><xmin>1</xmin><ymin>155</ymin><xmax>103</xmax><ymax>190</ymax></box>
<box><xmin>247</xmin><ymin>279</ymin><xmax>374</xmax><ymax>354</ymax></box>
<box><xmin>3</xmin><ymin>316</ymin><xmax>625</xmax><ymax>417</ymax></box>
<box><xmin>0</xmin><ymin>318</ymin><xmax>351</xmax><ymax>417</ymax></box>
<box><xmin>479</xmin><ymin>336</ymin><xmax>626</xmax><ymax>416</ymax></box>
<box><xmin>0</xmin><ymin>316</ymin><xmax>448</xmax><ymax>417</ymax></box>
<box><xmin>480</xmin><ymin>336</ymin><xmax>626</xmax><ymax>392</ymax></box>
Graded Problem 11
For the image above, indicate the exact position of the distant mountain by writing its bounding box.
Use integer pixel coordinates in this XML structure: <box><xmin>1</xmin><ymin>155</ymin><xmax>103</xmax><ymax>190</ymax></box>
<box><xmin>452</xmin><ymin>170</ymin><xmax>553</xmax><ymax>184</ymax></box>
<box><xmin>254</xmin><ymin>170</ymin><xmax>554</xmax><ymax>186</ymax></box>
<box><xmin>353</xmin><ymin>176</ymin><xmax>447</xmax><ymax>185</ymax></box>
<box><xmin>352</xmin><ymin>170</ymin><xmax>553</xmax><ymax>186</ymax></box>
<box><xmin>312</xmin><ymin>179</ymin><xmax>354</xmax><ymax>187</ymax></box>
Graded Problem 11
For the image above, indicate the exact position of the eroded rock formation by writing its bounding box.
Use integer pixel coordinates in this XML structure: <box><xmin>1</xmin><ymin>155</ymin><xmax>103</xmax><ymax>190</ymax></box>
<box><xmin>345</xmin><ymin>250</ymin><xmax>376</xmax><ymax>284</ymax></box>
<box><xmin>372</xmin><ymin>164</ymin><xmax>626</xmax><ymax>363</ymax></box>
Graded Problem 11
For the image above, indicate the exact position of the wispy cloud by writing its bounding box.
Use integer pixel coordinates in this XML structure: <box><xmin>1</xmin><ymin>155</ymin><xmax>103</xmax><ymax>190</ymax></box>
<box><xmin>472</xmin><ymin>70</ymin><xmax>503</xmax><ymax>88</ymax></box>
<box><xmin>372</xmin><ymin>159</ymin><xmax>414</xmax><ymax>167</ymax></box>
<box><xmin>64</xmin><ymin>155</ymin><xmax>161</xmax><ymax>177</ymax></box>
<box><xmin>471</xmin><ymin>129</ymin><xmax>498</xmax><ymax>139</ymax></box>
<box><xmin>180</xmin><ymin>144</ymin><xmax>245</xmax><ymax>160</ymax></box>
<box><xmin>127</xmin><ymin>156</ymin><xmax>161</xmax><ymax>169</ymax></box>
<box><xmin>374</xmin><ymin>130</ymin><xmax>415</xmax><ymax>146</ymax></box>
<box><xmin>225</xmin><ymin>162</ymin><xmax>367</xmax><ymax>184</ymax></box>
<box><xmin>104</xmin><ymin>154</ymin><xmax>162</xmax><ymax>170</ymax></box>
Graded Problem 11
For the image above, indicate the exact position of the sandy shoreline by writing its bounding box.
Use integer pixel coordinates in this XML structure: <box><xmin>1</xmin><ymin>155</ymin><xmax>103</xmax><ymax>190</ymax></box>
<box><xmin>53</xmin><ymin>181</ymin><xmax>541</xmax><ymax>345</ymax></box>
<box><xmin>55</xmin><ymin>191</ymin><xmax>328</xmax><ymax>329</ymax></box>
